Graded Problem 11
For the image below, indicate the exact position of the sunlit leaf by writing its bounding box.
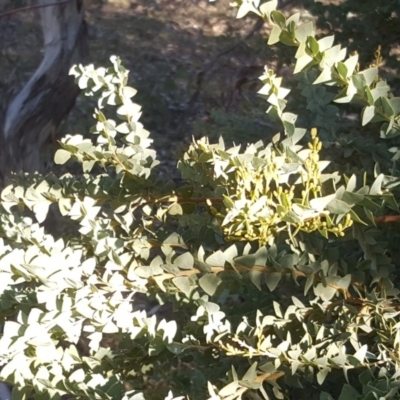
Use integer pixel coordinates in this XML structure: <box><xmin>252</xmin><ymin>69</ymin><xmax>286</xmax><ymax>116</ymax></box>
<box><xmin>199</xmin><ymin>274</ymin><xmax>221</xmax><ymax>296</ymax></box>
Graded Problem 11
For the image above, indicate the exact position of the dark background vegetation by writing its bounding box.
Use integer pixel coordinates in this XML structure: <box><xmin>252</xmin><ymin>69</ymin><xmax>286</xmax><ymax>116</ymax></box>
<box><xmin>1</xmin><ymin>0</ymin><xmax>399</xmax><ymax>173</ymax></box>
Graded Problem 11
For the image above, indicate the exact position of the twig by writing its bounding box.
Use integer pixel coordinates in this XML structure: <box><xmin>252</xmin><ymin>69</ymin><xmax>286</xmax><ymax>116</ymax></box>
<box><xmin>0</xmin><ymin>0</ymin><xmax>72</xmax><ymax>19</ymax></box>
<box><xmin>374</xmin><ymin>215</ymin><xmax>400</xmax><ymax>223</ymax></box>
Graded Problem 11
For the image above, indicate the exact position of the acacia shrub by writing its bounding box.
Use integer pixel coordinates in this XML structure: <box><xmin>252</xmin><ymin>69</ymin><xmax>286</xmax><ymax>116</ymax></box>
<box><xmin>1</xmin><ymin>1</ymin><xmax>400</xmax><ymax>399</ymax></box>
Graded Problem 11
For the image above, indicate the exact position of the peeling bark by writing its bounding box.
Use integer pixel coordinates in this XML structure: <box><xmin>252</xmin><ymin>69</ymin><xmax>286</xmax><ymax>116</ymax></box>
<box><xmin>0</xmin><ymin>0</ymin><xmax>88</xmax><ymax>186</ymax></box>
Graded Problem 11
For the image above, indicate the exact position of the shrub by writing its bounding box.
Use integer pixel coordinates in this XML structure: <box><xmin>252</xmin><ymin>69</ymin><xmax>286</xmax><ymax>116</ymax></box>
<box><xmin>1</xmin><ymin>1</ymin><xmax>400</xmax><ymax>399</ymax></box>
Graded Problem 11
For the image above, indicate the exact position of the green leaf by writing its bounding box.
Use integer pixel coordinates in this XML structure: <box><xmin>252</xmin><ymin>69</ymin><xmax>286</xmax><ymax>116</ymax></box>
<box><xmin>249</xmin><ymin>270</ymin><xmax>263</xmax><ymax>290</ymax></box>
<box><xmin>194</xmin><ymin>259</ymin><xmax>212</xmax><ymax>273</ymax></box>
<box><xmin>83</xmin><ymin>160</ymin><xmax>95</xmax><ymax>173</ymax></box>
<box><xmin>33</xmin><ymin>202</ymin><xmax>50</xmax><ymax>224</ymax></box>
<box><xmin>254</xmin><ymin>246</ymin><xmax>269</xmax><ymax>266</ymax></box>
<box><xmin>282</xmin><ymin>210</ymin><xmax>301</xmax><ymax>224</ymax></box>
<box><xmin>295</xmin><ymin>22</ymin><xmax>314</xmax><ymax>44</ymax></box>
<box><xmin>124</xmin><ymin>391</ymin><xmax>146</xmax><ymax>400</ymax></box>
<box><xmin>310</xmin><ymin>194</ymin><xmax>336</xmax><ymax>212</ymax></box>
<box><xmin>370</xmin><ymin>174</ymin><xmax>384</xmax><ymax>195</ymax></box>
<box><xmin>380</xmin><ymin>121</ymin><xmax>400</xmax><ymax>139</ymax></box>
<box><xmin>167</xmin><ymin>342</ymin><xmax>188</xmax><ymax>355</ymax></box>
<box><xmin>292</xmin><ymin>296</ymin><xmax>305</xmax><ymax>308</ymax></box>
<box><xmin>324</xmin><ymin>45</ymin><xmax>346</xmax><ymax>66</ymax></box>
<box><xmin>199</xmin><ymin>274</ymin><xmax>221</xmax><ymax>296</ymax></box>
<box><xmin>294</xmin><ymin>54</ymin><xmax>314</xmax><ymax>74</ymax></box>
<box><xmin>339</xmin><ymin>384</ymin><xmax>360</xmax><ymax>400</ymax></box>
<box><xmin>69</xmin><ymin>368</ymin><xmax>85</xmax><ymax>383</ymax></box>
<box><xmin>273</xmin><ymin>386</ymin><xmax>284</xmax><ymax>399</ymax></box>
<box><xmin>381</xmin><ymin>193</ymin><xmax>399</xmax><ymax>211</ymax></box>
<box><xmin>353</xmin><ymin>344</ymin><xmax>367</xmax><ymax>362</ymax></box>
<box><xmin>333</xmin><ymin>81</ymin><xmax>357</xmax><ymax>104</ymax></box>
<box><xmin>341</xmin><ymin>191</ymin><xmax>364</xmax><ymax>206</ymax></box>
<box><xmin>352</xmin><ymin>73</ymin><xmax>367</xmax><ymax>91</ymax></box>
<box><xmin>199</xmin><ymin>226</ymin><xmax>216</xmax><ymax>245</ymax></box>
<box><xmin>271</xmin><ymin>10</ymin><xmax>286</xmax><ymax>28</ymax></box>
<box><xmin>360</xmin><ymin>67</ymin><xmax>378</xmax><ymax>86</ymax></box>
<box><xmin>346</xmin><ymin>174</ymin><xmax>357</xmax><ymax>192</ymax></box>
<box><xmin>172</xmin><ymin>277</ymin><xmax>191</xmax><ymax>297</ymax></box>
<box><xmin>361</xmin><ymin>105</ymin><xmax>376</xmax><ymax>126</ymax></box>
<box><xmin>265</xmin><ymin>272</ymin><xmax>281</xmax><ymax>292</ymax></box>
<box><xmin>316</xmin><ymin>368</ymin><xmax>330</xmax><ymax>385</ymax></box>
<box><xmin>234</xmin><ymin>254</ymin><xmax>256</xmax><ymax>268</ymax></box>
<box><xmin>259</xmin><ymin>0</ymin><xmax>278</xmax><ymax>17</ymax></box>
<box><xmin>174</xmin><ymin>252</ymin><xmax>194</xmax><ymax>270</ymax></box>
<box><xmin>122</xmin><ymin>86</ymin><xmax>137</xmax><ymax>98</ymax></box>
<box><xmin>224</xmin><ymin>244</ymin><xmax>239</xmax><ymax>266</ymax></box>
<box><xmin>176</xmin><ymin>185</ymin><xmax>193</xmax><ymax>198</ymax></box>
<box><xmin>287</xmin><ymin>13</ymin><xmax>300</xmax><ymax>25</ymax></box>
<box><xmin>320</xmin><ymin>391</ymin><xmax>334</xmax><ymax>400</ymax></box>
<box><xmin>163</xmin><ymin>232</ymin><xmax>184</xmax><ymax>245</ymax></box>
<box><xmin>343</xmin><ymin>54</ymin><xmax>358</xmax><ymax>76</ymax></box>
<box><xmin>280</xmin><ymin>30</ymin><xmax>297</xmax><ymax>46</ymax></box>
<box><xmin>306</xmin><ymin>36</ymin><xmax>319</xmax><ymax>55</ymax></box>
<box><xmin>336</xmin><ymin>274</ymin><xmax>351</xmax><ymax>290</ymax></box>
<box><xmin>380</xmin><ymin>96</ymin><xmax>394</xmax><ymax>116</ymax></box>
<box><xmin>273</xmin><ymin>301</ymin><xmax>283</xmax><ymax>318</ymax></box>
<box><xmin>218</xmin><ymin>381</ymin><xmax>239</xmax><ymax>397</ymax></box>
<box><xmin>242</xmin><ymin>362</ymin><xmax>258</xmax><ymax>381</ymax></box>
<box><xmin>54</xmin><ymin>149</ymin><xmax>71</xmax><ymax>165</ymax></box>
<box><xmin>135</xmin><ymin>265</ymin><xmax>162</xmax><ymax>278</ymax></box>
<box><xmin>12</xmin><ymin>386</ymin><xmax>32</xmax><ymax>400</ymax></box>
<box><xmin>336</xmin><ymin>62</ymin><xmax>348</xmax><ymax>79</ymax></box>
<box><xmin>268</xmin><ymin>25</ymin><xmax>282</xmax><ymax>45</ymax></box>
<box><xmin>78</xmin><ymin>75</ymin><xmax>89</xmax><ymax>89</ymax></box>
<box><xmin>236</xmin><ymin>1</ymin><xmax>256</xmax><ymax>18</ymax></box>
<box><xmin>314</xmin><ymin>283</ymin><xmax>336</xmax><ymax>301</ymax></box>
<box><xmin>372</xmin><ymin>81</ymin><xmax>390</xmax><ymax>101</ymax></box>
<box><xmin>314</xmin><ymin>67</ymin><xmax>333</xmax><ymax>84</ymax></box>
<box><xmin>358</xmin><ymin>370</ymin><xmax>374</xmax><ymax>386</ymax></box>
<box><xmin>318</xmin><ymin>35</ymin><xmax>334</xmax><ymax>52</ymax></box>
<box><xmin>205</xmin><ymin>250</ymin><xmax>225</xmax><ymax>267</ymax></box>
<box><xmin>295</xmin><ymin>41</ymin><xmax>307</xmax><ymax>58</ymax></box>
<box><xmin>168</xmin><ymin>203</ymin><xmax>183</xmax><ymax>216</ymax></box>
<box><xmin>390</xmin><ymin>97</ymin><xmax>400</xmax><ymax>113</ymax></box>
<box><xmin>58</xmin><ymin>198</ymin><xmax>73</xmax><ymax>216</ymax></box>
<box><xmin>304</xmin><ymin>276</ymin><xmax>314</xmax><ymax>295</ymax></box>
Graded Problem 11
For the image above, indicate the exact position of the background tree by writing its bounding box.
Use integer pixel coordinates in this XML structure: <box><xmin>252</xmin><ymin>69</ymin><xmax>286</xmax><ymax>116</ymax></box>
<box><xmin>0</xmin><ymin>0</ymin><xmax>88</xmax><ymax>187</ymax></box>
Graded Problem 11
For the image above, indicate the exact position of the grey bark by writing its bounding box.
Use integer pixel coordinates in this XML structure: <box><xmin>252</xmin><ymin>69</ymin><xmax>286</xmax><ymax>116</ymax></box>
<box><xmin>0</xmin><ymin>382</ymin><xmax>10</xmax><ymax>400</ymax></box>
<box><xmin>0</xmin><ymin>0</ymin><xmax>88</xmax><ymax>186</ymax></box>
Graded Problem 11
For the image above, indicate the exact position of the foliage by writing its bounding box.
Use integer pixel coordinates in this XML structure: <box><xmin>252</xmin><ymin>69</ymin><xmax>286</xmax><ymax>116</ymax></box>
<box><xmin>1</xmin><ymin>1</ymin><xmax>400</xmax><ymax>399</ymax></box>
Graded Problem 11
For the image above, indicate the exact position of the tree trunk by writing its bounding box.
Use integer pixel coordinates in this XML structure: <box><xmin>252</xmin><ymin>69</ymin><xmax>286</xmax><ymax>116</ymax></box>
<box><xmin>0</xmin><ymin>0</ymin><xmax>88</xmax><ymax>187</ymax></box>
<box><xmin>0</xmin><ymin>381</ymin><xmax>11</xmax><ymax>400</ymax></box>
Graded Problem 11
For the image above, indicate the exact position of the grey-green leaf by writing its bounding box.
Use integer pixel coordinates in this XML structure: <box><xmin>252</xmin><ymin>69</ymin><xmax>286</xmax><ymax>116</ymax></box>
<box><xmin>54</xmin><ymin>149</ymin><xmax>71</xmax><ymax>165</ymax></box>
<box><xmin>172</xmin><ymin>277</ymin><xmax>191</xmax><ymax>297</ymax></box>
<box><xmin>326</xmin><ymin>199</ymin><xmax>352</xmax><ymax>214</ymax></box>
<box><xmin>174</xmin><ymin>252</ymin><xmax>194</xmax><ymax>270</ymax></box>
<box><xmin>199</xmin><ymin>274</ymin><xmax>221</xmax><ymax>296</ymax></box>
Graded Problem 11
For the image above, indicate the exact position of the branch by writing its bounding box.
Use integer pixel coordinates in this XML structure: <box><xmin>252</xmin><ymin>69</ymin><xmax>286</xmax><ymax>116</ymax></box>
<box><xmin>374</xmin><ymin>215</ymin><xmax>400</xmax><ymax>223</ymax></box>
<box><xmin>0</xmin><ymin>0</ymin><xmax>72</xmax><ymax>19</ymax></box>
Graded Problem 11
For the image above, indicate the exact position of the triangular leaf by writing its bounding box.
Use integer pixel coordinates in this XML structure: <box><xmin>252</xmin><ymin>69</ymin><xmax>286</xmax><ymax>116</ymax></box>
<box><xmin>54</xmin><ymin>149</ymin><xmax>71</xmax><ymax>165</ymax></box>
<box><xmin>265</xmin><ymin>272</ymin><xmax>281</xmax><ymax>292</ymax></box>
<box><xmin>173</xmin><ymin>277</ymin><xmax>191</xmax><ymax>297</ymax></box>
<box><xmin>174</xmin><ymin>252</ymin><xmax>194</xmax><ymax>270</ymax></box>
<box><xmin>199</xmin><ymin>274</ymin><xmax>221</xmax><ymax>296</ymax></box>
